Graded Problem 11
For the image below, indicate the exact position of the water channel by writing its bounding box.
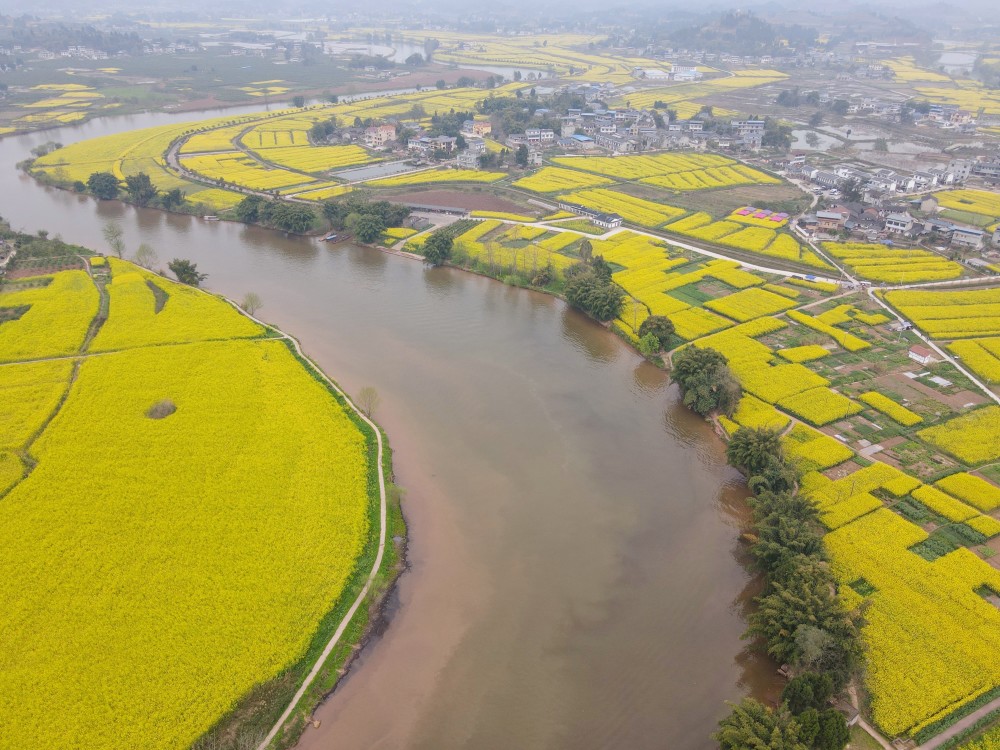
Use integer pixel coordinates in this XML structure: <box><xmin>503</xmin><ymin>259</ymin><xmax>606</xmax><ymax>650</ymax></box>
<box><xmin>0</xmin><ymin>105</ymin><xmax>779</xmax><ymax>749</ymax></box>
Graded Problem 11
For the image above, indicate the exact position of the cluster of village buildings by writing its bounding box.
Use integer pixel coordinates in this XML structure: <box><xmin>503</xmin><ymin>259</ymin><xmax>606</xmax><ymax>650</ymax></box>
<box><xmin>799</xmin><ymin>200</ymin><xmax>999</xmax><ymax>252</ymax></box>
<box><xmin>774</xmin><ymin>155</ymin><xmax>1000</xmax><ymax>251</ymax></box>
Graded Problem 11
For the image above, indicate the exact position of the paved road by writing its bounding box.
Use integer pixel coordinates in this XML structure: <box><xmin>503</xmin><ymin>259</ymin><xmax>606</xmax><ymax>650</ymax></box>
<box><xmin>918</xmin><ymin>699</ymin><xmax>1000</xmax><ymax>750</ymax></box>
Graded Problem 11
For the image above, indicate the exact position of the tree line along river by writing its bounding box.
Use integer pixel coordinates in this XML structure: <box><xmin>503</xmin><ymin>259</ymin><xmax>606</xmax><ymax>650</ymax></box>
<box><xmin>0</xmin><ymin>103</ymin><xmax>779</xmax><ymax>749</ymax></box>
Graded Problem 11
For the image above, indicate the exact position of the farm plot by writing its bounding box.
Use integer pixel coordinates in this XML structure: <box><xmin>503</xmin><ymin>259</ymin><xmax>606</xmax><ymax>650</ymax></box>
<box><xmin>934</xmin><ymin>189</ymin><xmax>1000</xmax><ymax>223</ymax></box>
<box><xmin>450</xmin><ymin>220</ymin><xmax>577</xmax><ymax>274</ymax></box>
<box><xmin>558</xmin><ymin>188</ymin><xmax>685</xmax><ymax>227</ymax></box>
<box><xmin>511</xmin><ymin>166</ymin><xmax>615</xmax><ymax>193</ymax></box>
<box><xmin>550</xmin><ymin>153</ymin><xmax>779</xmax><ymax>192</ymax></box>
<box><xmin>32</xmin><ymin>121</ymin><xmax>192</xmax><ymax>186</ymax></box>
<box><xmin>364</xmin><ymin>169</ymin><xmax>506</xmax><ymax>187</ymax></box>
<box><xmin>0</xmin><ymin>271</ymin><xmax>99</xmax><ymax>362</ymax></box>
<box><xmin>0</xmin><ymin>259</ymin><xmax>377</xmax><ymax>750</ymax></box>
<box><xmin>0</xmin><ymin>337</ymin><xmax>373</xmax><ymax>750</ymax></box>
<box><xmin>245</xmin><ymin>144</ymin><xmax>373</xmax><ymax>174</ymax></box>
<box><xmin>885</xmin><ymin>287</ymin><xmax>1000</xmax><ymax>339</ymax></box>
<box><xmin>822</xmin><ymin>242</ymin><xmax>964</xmax><ymax>284</ymax></box>
<box><xmin>947</xmin><ymin>338</ymin><xmax>1000</xmax><ymax>383</ymax></box>
<box><xmin>613</xmin><ymin>254</ymin><xmax>771</xmax><ymax>340</ymax></box>
<box><xmin>181</xmin><ymin>152</ymin><xmax>317</xmax><ymax>192</ymax></box>
<box><xmin>92</xmin><ymin>259</ymin><xmax>263</xmax><ymax>352</ymax></box>
<box><xmin>918</xmin><ymin>405</ymin><xmax>1000</xmax><ymax>465</ymax></box>
<box><xmin>666</xmin><ymin>212</ymin><xmax>832</xmax><ymax>270</ymax></box>
<box><xmin>824</xmin><ymin>509</ymin><xmax>1000</xmax><ymax>738</ymax></box>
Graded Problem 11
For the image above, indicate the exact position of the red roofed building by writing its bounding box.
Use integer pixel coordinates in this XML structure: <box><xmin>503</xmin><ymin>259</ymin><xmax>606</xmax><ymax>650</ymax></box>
<box><xmin>908</xmin><ymin>345</ymin><xmax>937</xmax><ymax>366</ymax></box>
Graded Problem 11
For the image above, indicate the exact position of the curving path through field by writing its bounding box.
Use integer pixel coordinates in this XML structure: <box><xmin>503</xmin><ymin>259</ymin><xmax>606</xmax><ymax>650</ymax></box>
<box><xmin>224</xmin><ymin>302</ymin><xmax>390</xmax><ymax>750</ymax></box>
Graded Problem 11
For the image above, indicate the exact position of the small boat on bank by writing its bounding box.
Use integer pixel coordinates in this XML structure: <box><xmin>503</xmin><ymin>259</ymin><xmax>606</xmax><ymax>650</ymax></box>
<box><xmin>322</xmin><ymin>233</ymin><xmax>339</xmax><ymax>242</ymax></box>
<box><xmin>203</xmin><ymin>215</ymin><xmax>220</xmax><ymax>222</ymax></box>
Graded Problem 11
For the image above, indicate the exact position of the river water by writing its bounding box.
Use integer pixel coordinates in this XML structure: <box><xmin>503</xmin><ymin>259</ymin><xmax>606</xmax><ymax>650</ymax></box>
<box><xmin>0</xmin><ymin>107</ymin><xmax>779</xmax><ymax>749</ymax></box>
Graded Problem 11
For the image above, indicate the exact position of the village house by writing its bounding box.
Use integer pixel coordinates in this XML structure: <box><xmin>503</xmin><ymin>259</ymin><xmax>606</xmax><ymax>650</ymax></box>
<box><xmin>408</xmin><ymin>135</ymin><xmax>457</xmax><ymax>155</ymax></box>
<box><xmin>732</xmin><ymin>119</ymin><xmax>765</xmax><ymax>149</ymax></box>
<box><xmin>951</xmin><ymin>226</ymin><xmax>984</xmax><ymax>250</ymax></box>
<box><xmin>363</xmin><ymin>124</ymin><xmax>396</xmax><ymax>149</ymax></box>
<box><xmin>556</xmin><ymin>200</ymin><xmax>623</xmax><ymax>229</ymax></box>
<box><xmin>816</xmin><ymin>210</ymin><xmax>848</xmax><ymax>232</ymax></box>
<box><xmin>461</xmin><ymin>119</ymin><xmax>493</xmax><ymax>137</ymax></box>
<box><xmin>884</xmin><ymin>212</ymin><xmax>914</xmax><ymax>234</ymax></box>
<box><xmin>456</xmin><ymin>150</ymin><xmax>480</xmax><ymax>169</ymax></box>
<box><xmin>908</xmin><ymin>345</ymin><xmax>938</xmax><ymax>366</ymax></box>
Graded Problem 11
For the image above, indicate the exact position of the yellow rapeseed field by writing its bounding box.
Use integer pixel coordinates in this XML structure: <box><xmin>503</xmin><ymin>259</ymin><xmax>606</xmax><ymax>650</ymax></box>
<box><xmin>825</xmin><ymin>509</ymin><xmax>1000</xmax><ymax>737</ymax></box>
<box><xmin>0</xmin><ymin>339</ymin><xmax>372</xmax><ymax>750</ymax></box>
<box><xmin>0</xmin><ymin>260</ymin><xmax>375</xmax><ymax>750</ymax></box>
<box><xmin>0</xmin><ymin>271</ymin><xmax>99</xmax><ymax>362</ymax></box>
<box><xmin>91</xmin><ymin>259</ymin><xmax>263</xmax><ymax>351</ymax></box>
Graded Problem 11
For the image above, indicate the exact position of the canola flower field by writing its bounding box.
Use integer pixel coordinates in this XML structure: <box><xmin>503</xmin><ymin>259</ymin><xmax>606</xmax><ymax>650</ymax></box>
<box><xmin>693</xmin><ymin>303</ymin><xmax>1000</xmax><ymax>740</ymax></box>
<box><xmin>821</xmin><ymin>242</ymin><xmax>965</xmax><ymax>284</ymax></box>
<box><xmin>884</xmin><ymin>286</ymin><xmax>1000</xmax><ymax>387</ymax></box>
<box><xmin>666</xmin><ymin>211</ymin><xmax>832</xmax><ymax>270</ymax></box>
<box><xmin>0</xmin><ymin>262</ymin><xmax>379</xmax><ymax>750</ymax></box>
<box><xmin>0</xmin><ymin>270</ymin><xmax>99</xmax><ymax>362</ymax></box>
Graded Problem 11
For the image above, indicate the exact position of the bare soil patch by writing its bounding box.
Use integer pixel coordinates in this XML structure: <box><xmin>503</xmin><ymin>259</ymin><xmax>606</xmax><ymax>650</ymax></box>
<box><xmin>389</xmin><ymin>189</ymin><xmax>525</xmax><ymax>213</ymax></box>
<box><xmin>6</xmin><ymin>262</ymin><xmax>84</xmax><ymax>279</ymax></box>
<box><xmin>619</xmin><ymin>182</ymin><xmax>809</xmax><ymax>217</ymax></box>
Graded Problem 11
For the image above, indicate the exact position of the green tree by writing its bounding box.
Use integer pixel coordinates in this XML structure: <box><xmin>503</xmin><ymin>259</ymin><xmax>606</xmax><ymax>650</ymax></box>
<box><xmin>874</xmin><ymin>137</ymin><xmax>889</xmax><ymax>152</ymax></box>
<box><xmin>748</xmin><ymin>455</ymin><xmax>798</xmax><ymax>495</ymax></box>
<box><xmin>839</xmin><ymin>177</ymin><xmax>864</xmax><ymax>203</ymax></box>
<box><xmin>782</xmin><ymin>672</ymin><xmax>833</xmax><ymax>715</ymax></box>
<box><xmin>590</xmin><ymin>255</ymin><xmax>613</xmax><ymax>282</ymax></box>
<box><xmin>638</xmin><ymin>332</ymin><xmax>660</xmax><ymax>356</ymax></box>
<box><xmin>563</xmin><ymin>268</ymin><xmax>624</xmax><ymax>321</ymax></box>
<box><xmin>797</xmin><ymin>708</ymin><xmax>820</xmax><ymax>746</ymax></box>
<box><xmin>714</xmin><ymin>698</ymin><xmax>808</xmax><ymax>750</ymax></box>
<box><xmin>670</xmin><ymin>346</ymin><xmax>741</xmax><ymax>417</ymax></box>
<box><xmin>423</xmin><ymin>232</ymin><xmax>454</xmax><ymax>266</ymax></box>
<box><xmin>515</xmin><ymin>143</ymin><xmax>529</xmax><ymax>167</ymax></box>
<box><xmin>292</xmin><ymin>95</ymin><xmax>306</xmax><ymax>108</ymax></box>
<box><xmin>354</xmin><ymin>214</ymin><xmax>386</xmax><ymax>243</ymax></box>
<box><xmin>168</xmin><ymin>258</ymin><xmax>207</xmax><ymax>287</ymax></box>
<box><xmin>578</xmin><ymin>238</ymin><xmax>593</xmax><ymax>262</ymax></box>
<box><xmin>265</xmin><ymin>202</ymin><xmax>316</xmax><ymax>233</ymax></box>
<box><xmin>235</xmin><ymin>195</ymin><xmax>264</xmax><ymax>223</ymax></box>
<box><xmin>749</xmin><ymin>496</ymin><xmax>824</xmax><ymax>573</ymax></box>
<box><xmin>814</xmin><ymin>709</ymin><xmax>849</xmax><ymax>750</ymax></box>
<box><xmin>87</xmin><ymin>171</ymin><xmax>120</xmax><ymax>200</ymax></box>
<box><xmin>727</xmin><ymin>427</ymin><xmax>784</xmax><ymax>475</ymax></box>
<box><xmin>435</xmin><ymin>79</ymin><xmax>446</xmax><ymax>89</ymax></box>
<box><xmin>160</xmin><ymin>188</ymin><xmax>184</xmax><ymax>210</ymax></box>
<box><xmin>124</xmin><ymin>172</ymin><xmax>158</xmax><ymax>207</ymax></box>
<box><xmin>405</xmin><ymin>52</ymin><xmax>424</xmax><ymax>65</ymax></box>
<box><xmin>638</xmin><ymin>315</ymin><xmax>674</xmax><ymax>349</ymax></box>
